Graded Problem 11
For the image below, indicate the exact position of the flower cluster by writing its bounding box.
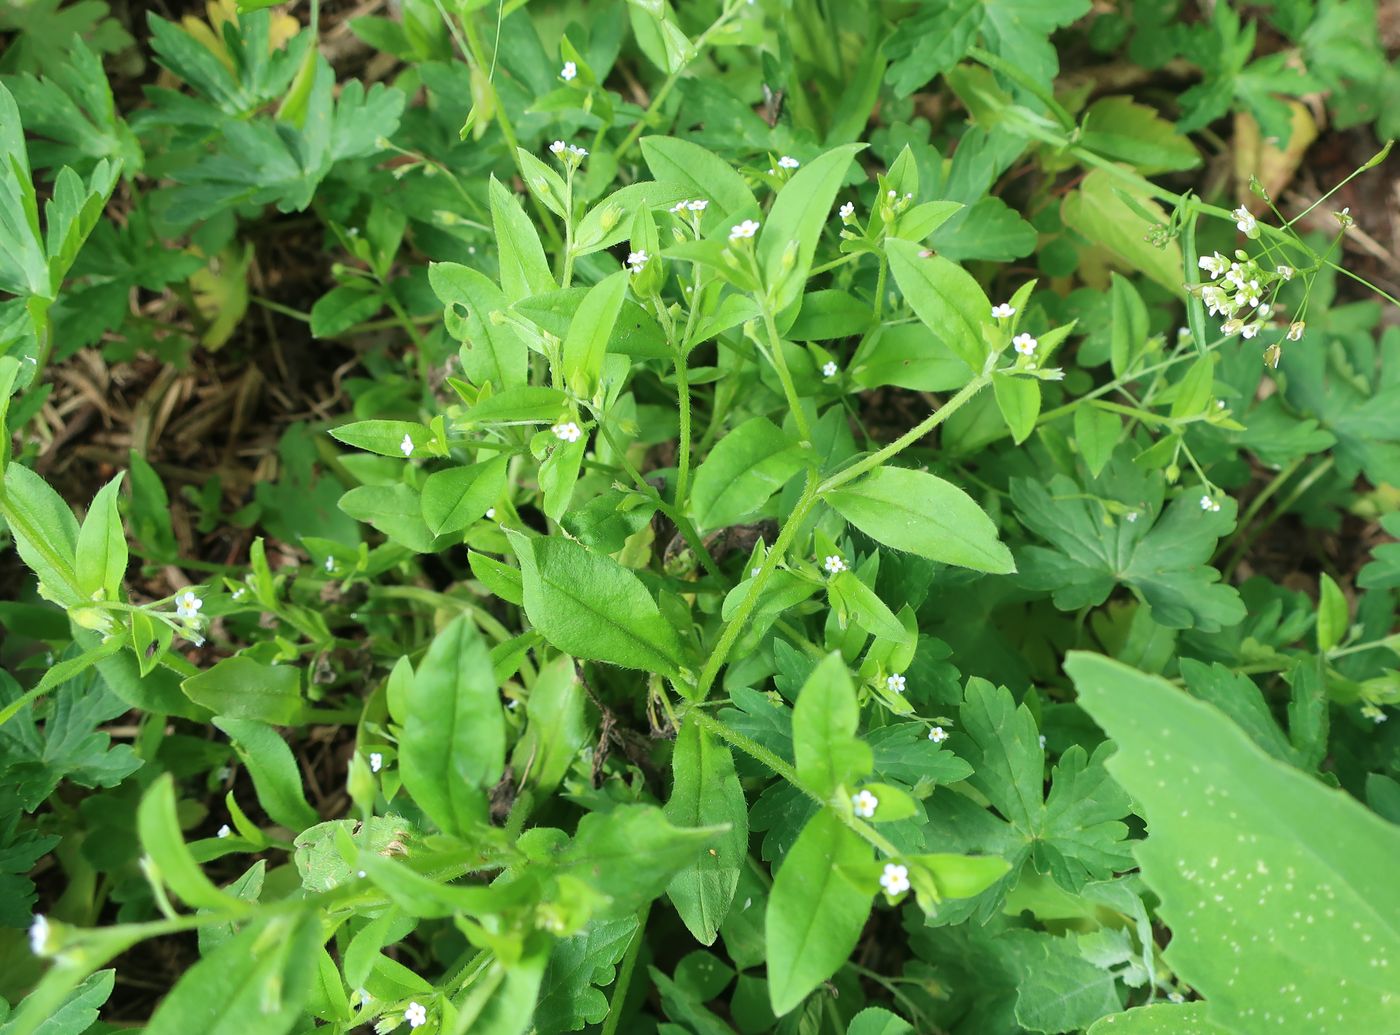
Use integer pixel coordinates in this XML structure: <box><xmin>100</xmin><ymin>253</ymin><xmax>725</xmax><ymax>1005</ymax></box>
<box><xmin>1194</xmin><ymin>246</ymin><xmax>1300</xmax><ymax>347</ymax></box>
<box><xmin>626</xmin><ymin>250</ymin><xmax>648</xmax><ymax>274</ymax></box>
<box><xmin>669</xmin><ymin>198</ymin><xmax>709</xmax><ymax>214</ymax></box>
<box><xmin>548</xmin><ymin>140</ymin><xmax>588</xmax><ymax>161</ymax></box>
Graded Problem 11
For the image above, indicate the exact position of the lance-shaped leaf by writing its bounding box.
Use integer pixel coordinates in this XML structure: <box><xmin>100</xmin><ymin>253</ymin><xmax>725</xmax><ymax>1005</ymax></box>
<box><xmin>791</xmin><ymin>653</ymin><xmax>872</xmax><ymax>798</ymax></box>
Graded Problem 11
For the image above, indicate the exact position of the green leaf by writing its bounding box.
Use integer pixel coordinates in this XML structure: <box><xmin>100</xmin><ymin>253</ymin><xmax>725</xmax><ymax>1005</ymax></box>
<box><xmin>507</xmin><ymin>531</ymin><xmax>687</xmax><ymax>678</ymax></box>
<box><xmin>73</xmin><ymin>473</ymin><xmax>126</xmax><ymax>602</ymax></box>
<box><xmin>1013</xmin><ymin>467</ymin><xmax>1246</xmax><ymax>631</ymax></box>
<box><xmin>1074</xmin><ymin>405</ymin><xmax>1121</xmax><ymax>478</ymax></box>
<box><xmin>138</xmin><ymin>774</ymin><xmax>249</xmax><ymax>912</ymax></box>
<box><xmin>1169</xmin><ymin>355</ymin><xmax>1215</xmax><ymax>420</ymax></box>
<box><xmin>1061</xmin><ymin>171</ymin><xmax>1183</xmax><ymax>295</ymax></box>
<box><xmin>562</xmin><ymin>269</ymin><xmax>627</xmax><ymax>398</ymax></box>
<box><xmin>513</xmin><ymin>654</ymin><xmax>589</xmax><ymax>799</ymax></box>
<box><xmin>1080</xmin><ymin>97</ymin><xmax>1201</xmax><ymax>174</ymax></box>
<box><xmin>142</xmin><ymin>913</ymin><xmax>321</xmax><ymax>1035</ymax></box>
<box><xmin>1108</xmin><ymin>273</ymin><xmax>1148</xmax><ymax>379</ymax></box>
<box><xmin>1067</xmin><ymin>652</ymin><xmax>1400</xmax><ymax>1035</ymax></box>
<box><xmin>329</xmin><ymin>419</ymin><xmax>425</xmax><ymax>458</ymax></box>
<box><xmin>829</xmin><ymin>571</ymin><xmax>908</xmax><ymax>642</ymax></box>
<box><xmin>421</xmin><ymin>456</ymin><xmax>508</xmax><ymax>536</ymax></box>
<box><xmin>992</xmin><ymin>372</ymin><xmax>1040</xmax><ymax>444</ymax></box>
<box><xmin>640</xmin><ymin>136</ymin><xmax>758</xmax><ymax>218</ymax></box>
<box><xmin>824</xmin><ymin>466</ymin><xmax>1014</xmax><ymax>574</ymax></box>
<box><xmin>450</xmin><ymin>937</ymin><xmax>550</xmax><ymax>1035</ymax></box>
<box><xmin>886</xmin><ymin>238</ymin><xmax>993</xmax><ymax>370</ymax></box>
<box><xmin>765</xmin><ymin>809</ymin><xmax>872</xmax><ymax>1015</ymax></box>
<box><xmin>338</xmin><ymin>483</ymin><xmax>439</xmax><ymax>553</ymax></box>
<box><xmin>690</xmin><ymin>416</ymin><xmax>804</xmax><ymax>530</ymax></box>
<box><xmin>0</xmin><ymin>970</ymin><xmax>116</xmax><ymax>1035</ymax></box>
<box><xmin>561</xmin><ymin>805</ymin><xmax>719</xmax><ymax>918</ymax></box>
<box><xmin>213</xmin><ymin>717</ymin><xmax>320</xmax><ymax>831</ymax></box>
<box><xmin>489</xmin><ymin>175</ymin><xmax>554</xmax><ymax>302</ymax></box>
<box><xmin>1087</xmin><ymin>1003</ymin><xmax>1231</xmax><ymax>1034</ymax></box>
<box><xmin>399</xmin><ymin>615</ymin><xmax>503</xmax><ymax>837</ymax></box>
<box><xmin>847</xmin><ymin>1006</ymin><xmax>914</xmax><ymax>1035</ymax></box>
<box><xmin>1316</xmin><ymin>572</ymin><xmax>1347</xmax><ymax>652</ymax></box>
<box><xmin>536</xmin><ymin>917</ymin><xmax>639</xmax><ymax>1033</ymax></box>
<box><xmin>181</xmin><ymin>657</ymin><xmax>302</xmax><ymax>725</ymax></box>
<box><xmin>429</xmin><ymin>261</ymin><xmax>529</xmax><ymax>389</ymax></box>
<box><xmin>792</xmin><ymin>653</ymin><xmax>872</xmax><ymax>799</ymax></box>
<box><xmin>666</xmin><ymin>721</ymin><xmax>749</xmax><ymax>945</ymax></box>
<box><xmin>759</xmin><ymin>143</ymin><xmax>865</xmax><ymax>311</ymax></box>
<box><xmin>1</xmin><ymin>463</ymin><xmax>81</xmax><ymax>604</ymax></box>
<box><xmin>309</xmin><ymin>283</ymin><xmax>383</xmax><ymax>338</ymax></box>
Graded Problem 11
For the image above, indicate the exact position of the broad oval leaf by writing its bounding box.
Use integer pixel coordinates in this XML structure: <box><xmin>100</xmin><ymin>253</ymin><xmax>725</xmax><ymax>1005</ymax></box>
<box><xmin>213</xmin><ymin>717</ymin><xmax>320</xmax><ymax>831</ymax></box>
<box><xmin>562</xmin><ymin>269</ymin><xmax>628</xmax><ymax>398</ymax></box>
<box><xmin>765</xmin><ymin>809</ymin><xmax>872</xmax><ymax>1015</ymax></box>
<box><xmin>640</xmin><ymin>136</ymin><xmax>758</xmax><ymax>219</ymax></box>
<box><xmin>759</xmin><ymin>143</ymin><xmax>865</xmax><ymax>312</ymax></box>
<box><xmin>1067</xmin><ymin>652</ymin><xmax>1400</xmax><ymax>1035</ymax></box>
<box><xmin>181</xmin><ymin>656</ymin><xmax>302</xmax><ymax>725</ymax></box>
<box><xmin>824</xmin><ymin>466</ymin><xmax>1014</xmax><ymax>573</ymax></box>
<box><xmin>507</xmin><ymin>531</ymin><xmax>687</xmax><ymax>677</ymax></box>
<box><xmin>690</xmin><ymin>416</ymin><xmax>804</xmax><ymax>531</ymax></box>
<box><xmin>885</xmin><ymin>237</ymin><xmax>992</xmax><ymax>371</ymax></box>
<box><xmin>421</xmin><ymin>456</ymin><xmax>507</xmax><ymax>535</ymax></box>
<box><xmin>398</xmin><ymin>615</ymin><xmax>504</xmax><ymax>837</ymax></box>
<box><xmin>791</xmin><ymin>653</ymin><xmax>872</xmax><ymax>797</ymax></box>
<box><xmin>428</xmin><ymin>261</ymin><xmax>529</xmax><ymax>389</ymax></box>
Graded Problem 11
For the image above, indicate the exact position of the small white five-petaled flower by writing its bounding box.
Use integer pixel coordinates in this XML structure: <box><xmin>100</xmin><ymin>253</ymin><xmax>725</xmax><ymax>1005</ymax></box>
<box><xmin>823</xmin><ymin>555</ymin><xmax>847</xmax><ymax>575</ymax></box>
<box><xmin>400</xmin><ymin>433</ymin><xmax>414</xmax><ymax>457</ymax></box>
<box><xmin>879</xmin><ymin>863</ymin><xmax>910</xmax><ymax>895</ymax></box>
<box><xmin>1276</xmin><ymin>265</ymin><xmax>1294</xmax><ymax>281</ymax></box>
<box><xmin>1232</xmin><ymin>204</ymin><xmax>1257</xmax><ymax>235</ymax></box>
<box><xmin>551</xmin><ymin>422</ymin><xmax>582</xmax><ymax>443</ymax></box>
<box><xmin>852</xmin><ymin>790</ymin><xmax>879</xmax><ymax>818</ymax></box>
<box><xmin>1013</xmin><ymin>333</ymin><xmax>1038</xmax><ymax>356</ymax></box>
<box><xmin>1199</xmin><ymin>495</ymin><xmax>1222</xmax><ymax>513</ymax></box>
<box><xmin>29</xmin><ymin>915</ymin><xmax>49</xmax><ymax>956</ymax></box>
<box><xmin>928</xmin><ymin>726</ymin><xmax>948</xmax><ymax>743</ymax></box>
<box><xmin>176</xmin><ymin>590</ymin><xmax>203</xmax><ymax>620</ymax></box>
<box><xmin>626</xmin><ymin>250</ymin><xmax>648</xmax><ymax>273</ymax></box>
<box><xmin>217</xmin><ymin>824</ymin><xmax>231</xmax><ymax>838</ymax></box>
<box><xmin>839</xmin><ymin>201</ymin><xmax>854</xmax><ymax>220</ymax></box>
<box><xmin>886</xmin><ymin>673</ymin><xmax>906</xmax><ymax>694</ymax></box>
<box><xmin>560</xmin><ymin>61</ymin><xmax>577</xmax><ymax>81</ymax></box>
<box><xmin>369</xmin><ymin>752</ymin><xmax>383</xmax><ymax>773</ymax></box>
<box><xmin>729</xmin><ymin>219</ymin><xmax>760</xmax><ymax>240</ymax></box>
<box><xmin>549</xmin><ymin>140</ymin><xmax>566</xmax><ymax>155</ymax></box>
<box><xmin>822</xmin><ymin>361</ymin><xmax>838</xmax><ymax>378</ymax></box>
<box><xmin>777</xmin><ymin>155</ymin><xmax>800</xmax><ymax>169</ymax></box>
<box><xmin>404</xmin><ymin>1002</ymin><xmax>428</xmax><ymax>1028</ymax></box>
<box><xmin>568</xmin><ymin>143</ymin><xmax>588</xmax><ymax>157</ymax></box>
<box><xmin>991</xmin><ymin>302</ymin><xmax>1016</xmax><ymax>319</ymax></box>
<box><xmin>687</xmin><ymin>198</ymin><xmax>708</xmax><ymax>211</ymax></box>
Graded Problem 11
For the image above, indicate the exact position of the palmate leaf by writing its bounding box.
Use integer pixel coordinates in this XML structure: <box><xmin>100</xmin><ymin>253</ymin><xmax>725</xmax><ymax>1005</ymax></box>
<box><xmin>1012</xmin><ymin>462</ymin><xmax>1245</xmax><ymax>632</ymax></box>
<box><xmin>921</xmin><ymin>679</ymin><xmax>1133</xmax><ymax>923</ymax></box>
<box><xmin>1068</xmin><ymin>653</ymin><xmax>1400</xmax><ymax>1035</ymax></box>
<box><xmin>535</xmin><ymin>916</ymin><xmax>639</xmax><ymax>1034</ymax></box>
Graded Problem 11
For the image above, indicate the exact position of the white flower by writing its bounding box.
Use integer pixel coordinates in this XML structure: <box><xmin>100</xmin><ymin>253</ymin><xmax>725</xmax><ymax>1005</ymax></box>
<box><xmin>1221</xmin><ymin>318</ymin><xmax>1244</xmax><ymax>336</ymax></box>
<box><xmin>687</xmin><ymin>198</ymin><xmax>708</xmax><ymax>211</ymax></box>
<box><xmin>822</xmin><ymin>361</ymin><xmax>838</xmax><ymax>378</ymax></box>
<box><xmin>1276</xmin><ymin>265</ymin><xmax>1294</xmax><ymax>281</ymax></box>
<box><xmin>217</xmin><ymin>824</ymin><xmax>231</xmax><ymax>838</ymax></box>
<box><xmin>887</xmin><ymin>189</ymin><xmax>896</xmax><ymax>199</ymax></box>
<box><xmin>400</xmin><ymin>433</ymin><xmax>414</xmax><ymax>457</ymax></box>
<box><xmin>560</xmin><ymin>61</ymin><xmax>577</xmax><ymax>81</ymax></box>
<box><xmin>852</xmin><ymin>790</ymin><xmax>879</xmax><ymax>818</ymax></box>
<box><xmin>568</xmin><ymin>144</ymin><xmax>588</xmax><ymax>157</ymax></box>
<box><xmin>176</xmin><ymin>590</ymin><xmax>203</xmax><ymax>620</ymax></box>
<box><xmin>928</xmin><ymin>726</ymin><xmax>948</xmax><ymax>743</ymax></box>
<box><xmin>1198</xmin><ymin>252</ymin><xmax>1227</xmax><ymax>277</ymax></box>
<box><xmin>886</xmin><ymin>673</ymin><xmax>906</xmax><ymax>694</ymax></box>
<box><xmin>626</xmin><ymin>249</ymin><xmax>648</xmax><ymax>273</ymax></box>
<box><xmin>839</xmin><ymin>201</ymin><xmax>854</xmax><ymax>220</ymax></box>
<box><xmin>670</xmin><ymin>199</ymin><xmax>690</xmax><ymax>213</ymax></box>
<box><xmin>823</xmin><ymin>554</ymin><xmax>847</xmax><ymax>575</ymax></box>
<box><xmin>1013</xmin><ymin>332</ymin><xmax>1038</xmax><ymax>356</ymax></box>
<box><xmin>1199</xmin><ymin>495</ymin><xmax>1213</xmax><ymax>511</ymax></box>
<box><xmin>485</xmin><ymin>507</ymin><xmax>496</xmax><ymax>520</ymax></box>
<box><xmin>879</xmin><ymin>863</ymin><xmax>910</xmax><ymax>895</ymax></box>
<box><xmin>991</xmin><ymin>303</ymin><xmax>1016</xmax><ymax>319</ymax></box>
<box><xmin>404</xmin><ymin>1002</ymin><xmax>428</xmax><ymax>1028</ymax></box>
<box><xmin>1335</xmin><ymin>206</ymin><xmax>1354</xmax><ymax>228</ymax></box>
<box><xmin>778</xmin><ymin>155</ymin><xmax>800</xmax><ymax>169</ymax></box>
<box><xmin>1038</xmin><ymin>734</ymin><xmax>1047</xmax><ymax>749</ymax></box>
<box><xmin>1287</xmin><ymin>321</ymin><xmax>1305</xmax><ymax>341</ymax></box>
<box><xmin>549</xmin><ymin>140</ymin><xmax>566</xmax><ymax>154</ymax></box>
<box><xmin>1257</xmin><ymin>304</ymin><xmax>1271</xmax><ymax>318</ymax></box>
<box><xmin>551</xmin><ymin>422</ymin><xmax>582</xmax><ymax>443</ymax></box>
<box><xmin>1241</xmin><ymin>323</ymin><xmax>1261</xmax><ymax>340</ymax></box>
<box><xmin>29</xmin><ymin>915</ymin><xmax>49</xmax><ymax>956</ymax></box>
<box><xmin>369</xmin><ymin>752</ymin><xmax>383</xmax><ymax>773</ymax></box>
<box><xmin>750</xmin><ymin>567</ymin><xmax>761</xmax><ymax>577</ymax></box>
<box><xmin>729</xmin><ymin>219</ymin><xmax>760</xmax><ymax>240</ymax></box>
<box><xmin>324</xmin><ymin>556</ymin><xmax>335</xmax><ymax>573</ymax></box>
<box><xmin>231</xmin><ymin>586</ymin><xmax>246</xmax><ymax>600</ymax></box>
<box><xmin>1232</xmin><ymin>204</ymin><xmax>1257</xmax><ymax>235</ymax></box>
<box><xmin>1126</xmin><ymin>511</ymin><xmax>1139</xmax><ymax>523</ymax></box>
<box><xmin>918</xmin><ymin>249</ymin><xmax>933</xmax><ymax>258</ymax></box>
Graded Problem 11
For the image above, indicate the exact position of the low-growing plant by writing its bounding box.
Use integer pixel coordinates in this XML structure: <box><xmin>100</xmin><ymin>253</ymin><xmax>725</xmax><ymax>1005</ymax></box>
<box><xmin>3</xmin><ymin>1</ymin><xmax>1400</xmax><ymax>1034</ymax></box>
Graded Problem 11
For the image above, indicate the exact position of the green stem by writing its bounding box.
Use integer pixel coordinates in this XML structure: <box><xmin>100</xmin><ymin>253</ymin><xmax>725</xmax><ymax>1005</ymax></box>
<box><xmin>966</xmin><ymin>45</ymin><xmax>1075</xmax><ymax>132</ymax></box>
<box><xmin>1223</xmin><ymin>457</ymin><xmax>1335</xmax><ymax>578</ymax></box>
<box><xmin>758</xmin><ymin>297</ymin><xmax>813</xmax><ymax>445</ymax></box>
<box><xmin>675</xmin><ymin>350</ymin><xmax>694</xmax><ymax>509</ymax></box>
<box><xmin>687</xmin><ymin>707</ymin><xmax>901</xmax><ymax>857</ymax></box>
